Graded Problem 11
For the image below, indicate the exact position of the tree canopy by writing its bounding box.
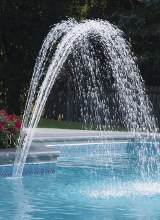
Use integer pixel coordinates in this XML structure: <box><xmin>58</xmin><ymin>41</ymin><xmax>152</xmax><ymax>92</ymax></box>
<box><xmin>0</xmin><ymin>0</ymin><xmax>160</xmax><ymax>115</ymax></box>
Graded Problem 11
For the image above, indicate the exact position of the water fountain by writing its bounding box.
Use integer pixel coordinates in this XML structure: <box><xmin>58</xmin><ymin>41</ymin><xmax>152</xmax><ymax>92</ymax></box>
<box><xmin>12</xmin><ymin>19</ymin><xmax>158</xmax><ymax>177</ymax></box>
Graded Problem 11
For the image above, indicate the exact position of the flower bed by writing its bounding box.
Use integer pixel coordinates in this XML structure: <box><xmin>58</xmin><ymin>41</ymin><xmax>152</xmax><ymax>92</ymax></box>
<box><xmin>0</xmin><ymin>110</ymin><xmax>21</xmax><ymax>148</ymax></box>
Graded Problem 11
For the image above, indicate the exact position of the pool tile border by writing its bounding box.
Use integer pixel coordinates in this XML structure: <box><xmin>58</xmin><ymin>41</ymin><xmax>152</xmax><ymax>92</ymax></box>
<box><xmin>0</xmin><ymin>162</ymin><xmax>56</xmax><ymax>177</ymax></box>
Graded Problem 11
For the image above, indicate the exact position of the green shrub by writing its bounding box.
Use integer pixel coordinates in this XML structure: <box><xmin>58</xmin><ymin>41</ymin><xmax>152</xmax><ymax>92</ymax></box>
<box><xmin>0</xmin><ymin>110</ymin><xmax>21</xmax><ymax>148</ymax></box>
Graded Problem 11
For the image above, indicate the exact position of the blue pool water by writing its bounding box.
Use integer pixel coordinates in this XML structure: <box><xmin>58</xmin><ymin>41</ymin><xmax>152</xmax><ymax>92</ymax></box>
<box><xmin>0</xmin><ymin>142</ymin><xmax>160</xmax><ymax>220</ymax></box>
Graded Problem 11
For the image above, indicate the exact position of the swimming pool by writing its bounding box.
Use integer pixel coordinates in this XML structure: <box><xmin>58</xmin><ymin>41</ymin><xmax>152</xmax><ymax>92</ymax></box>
<box><xmin>1</xmin><ymin>142</ymin><xmax>160</xmax><ymax>219</ymax></box>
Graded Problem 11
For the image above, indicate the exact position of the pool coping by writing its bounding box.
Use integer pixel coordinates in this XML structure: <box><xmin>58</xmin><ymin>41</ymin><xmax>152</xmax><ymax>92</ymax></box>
<box><xmin>0</xmin><ymin>128</ymin><xmax>159</xmax><ymax>166</ymax></box>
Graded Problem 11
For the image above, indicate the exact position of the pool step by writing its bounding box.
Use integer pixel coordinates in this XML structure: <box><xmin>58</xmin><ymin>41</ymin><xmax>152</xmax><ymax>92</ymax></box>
<box><xmin>0</xmin><ymin>150</ymin><xmax>60</xmax><ymax>165</ymax></box>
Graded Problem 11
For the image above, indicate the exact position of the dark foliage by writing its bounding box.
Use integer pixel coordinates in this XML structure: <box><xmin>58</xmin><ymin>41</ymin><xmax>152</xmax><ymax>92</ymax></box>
<box><xmin>0</xmin><ymin>0</ymin><xmax>160</xmax><ymax>117</ymax></box>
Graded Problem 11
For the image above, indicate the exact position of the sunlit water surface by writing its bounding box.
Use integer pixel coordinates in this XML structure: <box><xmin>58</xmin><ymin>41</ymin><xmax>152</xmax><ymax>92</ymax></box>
<box><xmin>1</xmin><ymin>142</ymin><xmax>160</xmax><ymax>220</ymax></box>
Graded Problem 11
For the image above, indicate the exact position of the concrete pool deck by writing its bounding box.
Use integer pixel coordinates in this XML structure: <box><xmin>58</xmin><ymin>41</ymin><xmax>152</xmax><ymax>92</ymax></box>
<box><xmin>0</xmin><ymin>128</ymin><xmax>159</xmax><ymax>165</ymax></box>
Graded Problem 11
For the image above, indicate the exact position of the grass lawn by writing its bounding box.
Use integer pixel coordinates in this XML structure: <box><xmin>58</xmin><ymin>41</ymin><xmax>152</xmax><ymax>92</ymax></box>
<box><xmin>37</xmin><ymin>118</ymin><xmax>128</xmax><ymax>131</ymax></box>
<box><xmin>37</xmin><ymin>118</ymin><xmax>88</xmax><ymax>130</ymax></box>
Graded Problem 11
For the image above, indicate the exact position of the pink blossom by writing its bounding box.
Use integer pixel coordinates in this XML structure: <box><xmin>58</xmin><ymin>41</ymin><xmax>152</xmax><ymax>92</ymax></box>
<box><xmin>0</xmin><ymin>110</ymin><xmax>7</xmax><ymax>115</ymax></box>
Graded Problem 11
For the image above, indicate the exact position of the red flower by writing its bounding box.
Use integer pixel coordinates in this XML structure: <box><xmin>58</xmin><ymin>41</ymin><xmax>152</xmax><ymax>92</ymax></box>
<box><xmin>8</xmin><ymin>114</ymin><xmax>18</xmax><ymax>121</ymax></box>
<box><xmin>0</xmin><ymin>123</ymin><xmax>4</xmax><ymax>130</ymax></box>
<box><xmin>15</xmin><ymin>120</ymin><xmax>21</xmax><ymax>129</ymax></box>
<box><xmin>12</xmin><ymin>128</ymin><xmax>17</xmax><ymax>135</ymax></box>
<box><xmin>0</xmin><ymin>110</ymin><xmax>22</xmax><ymax>148</ymax></box>
<box><xmin>3</xmin><ymin>116</ymin><xmax>9</xmax><ymax>123</ymax></box>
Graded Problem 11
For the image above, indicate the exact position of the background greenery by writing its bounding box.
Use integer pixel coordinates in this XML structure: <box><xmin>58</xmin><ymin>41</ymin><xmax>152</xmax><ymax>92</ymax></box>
<box><xmin>0</xmin><ymin>0</ymin><xmax>160</xmax><ymax>117</ymax></box>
